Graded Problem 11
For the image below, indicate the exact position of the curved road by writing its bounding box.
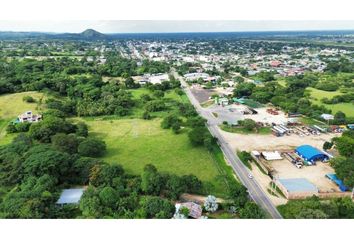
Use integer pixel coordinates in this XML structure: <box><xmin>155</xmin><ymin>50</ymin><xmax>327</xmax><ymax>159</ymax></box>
<box><xmin>177</xmin><ymin>73</ymin><xmax>282</xmax><ymax>219</ymax></box>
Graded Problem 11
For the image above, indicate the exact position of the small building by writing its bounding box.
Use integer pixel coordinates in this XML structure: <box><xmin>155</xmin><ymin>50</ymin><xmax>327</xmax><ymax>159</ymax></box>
<box><xmin>18</xmin><ymin>111</ymin><xmax>42</xmax><ymax>123</ymax></box>
<box><xmin>215</xmin><ymin>97</ymin><xmax>229</xmax><ymax>106</ymax></box>
<box><xmin>184</xmin><ymin>72</ymin><xmax>210</xmax><ymax>81</ymax></box>
<box><xmin>56</xmin><ymin>188</ymin><xmax>85</xmax><ymax>205</ymax></box>
<box><xmin>270</xmin><ymin>60</ymin><xmax>282</xmax><ymax>67</ymax></box>
<box><xmin>261</xmin><ymin>151</ymin><xmax>282</xmax><ymax>161</ymax></box>
<box><xmin>175</xmin><ymin>202</ymin><xmax>203</xmax><ymax>219</ymax></box>
<box><xmin>347</xmin><ymin>124</ymin><xmax>354</xmax><ymax>130</ymax></box>
<box><xmin>232</xmin><ymin>98</ymin><xmax>246</xmax><ymax>104</ymax></box>
<box><xmin>276</xmin><ymin>178</ymin><xmax>318</xmax><ymax>199</ymax></box>
<box><xmin>295</xmin><ymin>145</ymin><xmax>329</xmax><ymax>163</ymax></box>
<box><xmin>321</xmin><ymin>113</ymin><xmax>334</xmax><ymax>121</ymax></box>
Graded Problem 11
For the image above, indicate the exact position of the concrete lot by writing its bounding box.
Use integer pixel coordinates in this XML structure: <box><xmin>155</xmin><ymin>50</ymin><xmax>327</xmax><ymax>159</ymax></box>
<box><xmin>190</xmin><ymin>84</ymin><xmax>215</xmax><ymax>103</ymax></box>
<box><xmin>245</xmin><ymin>107</ymin><xmax>288</xmax><ymax>125</ymax></box>
<box><xmin>270</xmin><ymin>160</ymin><xmax>339</xmax><ymax>192</ymax></box>
<box><xmin>207</xmin><ymin>104</ymin><xmax>243</xmax><ymax>125</ymax></box>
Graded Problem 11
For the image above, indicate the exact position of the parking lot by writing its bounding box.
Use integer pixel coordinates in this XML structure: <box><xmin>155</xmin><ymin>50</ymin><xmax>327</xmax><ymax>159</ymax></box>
<box><xmin>190</xmin><ymin>84</ymin><xmax>215</xmax><ymax>103</ymax></box>
<box><xmin>207</xmin><ymin>104</ymin><xmax>243</xmax><ymax>125</ymax></box>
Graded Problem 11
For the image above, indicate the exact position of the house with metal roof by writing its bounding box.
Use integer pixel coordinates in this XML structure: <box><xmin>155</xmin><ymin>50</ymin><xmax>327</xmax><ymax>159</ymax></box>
<box><xmin>295</xmin><ymin>145</ymin><xmax>328</xmax><ymax>163</ymax></box>
<box><xmin>276</xmin><ymin>178</ymin><xmax>319</xmax><ymax>199</ymax></box>
<box><xmin>175</xmin><ymin>202</ymin><xmax>203</xmax><ymax>219</ymax></box>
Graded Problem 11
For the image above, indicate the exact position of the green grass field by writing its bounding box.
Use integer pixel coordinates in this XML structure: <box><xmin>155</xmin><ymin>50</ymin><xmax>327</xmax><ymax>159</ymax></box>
<box><xmin>0</xmin><ymin>91</ymin><xmax>47</xmax><ymax>145</ymax></box>
<box><xmin>307</xmin><ymin>87</ymin><xmax>354</xmax><ymax>117</ymax></box>
<box><xmin>81</xmin><ymin>117</ymin><xmax>230</xmax><ymax>196</ymax></box>
<box><xmin>0</xmin><ymin>91</ymin><xmax>46</xmax><ymax>119</ymax></box>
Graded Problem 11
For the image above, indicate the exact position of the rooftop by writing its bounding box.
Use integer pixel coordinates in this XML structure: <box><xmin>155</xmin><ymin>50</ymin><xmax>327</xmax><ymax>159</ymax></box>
<box><xmin>56</xmin><ymin>188</ymin><xmax>85</xmax><ymax>205</ymax></box>
<box><xmin>278</xmin><ymin>178</ymin><xmax>318</xmax><ymax>193</ymax></box>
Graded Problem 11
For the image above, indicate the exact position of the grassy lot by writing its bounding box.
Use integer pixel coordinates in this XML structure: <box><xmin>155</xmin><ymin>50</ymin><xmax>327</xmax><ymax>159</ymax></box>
<box><xmin>307</xmin><ymin>87</ymin><xmax>343</xmax><ymax>99</ymax></box>
<box><xmin>102</xmin><ymin>76</ymin><xmax>124</xmax><ymax>83</ymax></box>
<box><xmin>127</xmin><ymin>88</ymin><xmax>189</xmax><ymax>119</ymax></box>
<box><xmin>201</xmin><ymin>100</ymin><xmax>215</xmax><ymax>108</ymax></box>
<box><xmin>277</xmin><ymin>79</ymin><xmax>287</xmax><ymax>87</ymax></box>
<box><xmin>0</xmin><ymin>91</ymin><xmax>47</xmax><ymax>146</ymax></box>
<box><xmin>0</xmin><ymin>91</ymin><xmax>46</xmax><ymax>119</ymax></box>
<box><xmin>307</xmin><ymin>87</ymin><xmax>354</xmax><ymax>117</ymax></box>
<box><xmin>220</xmin><ymin>125</ymin><xmax>272</xmax><ymax>135</ymax></box>
<box><xmin>0</xmin><ymin>118</ymin><xmax>17</xmax><ymax>145</ymax></box>
<box><xmin>300</xmin><ymin>116</ymin><xmax>326</xmax><ymax>126</ymax></box>
<box><xmin>81</xmin><ymin>117</ymin><xmax>230</xmax><ymax>196</ymax></box>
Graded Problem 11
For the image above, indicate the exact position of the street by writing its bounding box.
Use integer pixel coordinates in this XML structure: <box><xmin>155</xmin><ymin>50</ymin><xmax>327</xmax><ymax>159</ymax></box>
<box><xmin>176</xmin><ymin>72</ymin><xmax>283</xmax><ymax>219</ymax></box>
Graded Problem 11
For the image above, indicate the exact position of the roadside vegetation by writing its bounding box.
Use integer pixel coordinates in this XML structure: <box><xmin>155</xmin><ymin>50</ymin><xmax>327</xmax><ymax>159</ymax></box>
<box><xmin>220</xmin><ymin>119</ymin><xmax>272</xmax><ymax>135</ymax></box>
<box><xmin>278</xmin><ymin>196</ymin><xmax>354</xmax><ymax>219</ymax></box>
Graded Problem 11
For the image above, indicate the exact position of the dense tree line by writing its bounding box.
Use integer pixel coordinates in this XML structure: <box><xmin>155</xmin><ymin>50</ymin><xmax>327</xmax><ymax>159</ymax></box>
<box><xmin>278</xmin><ymin>196</ymin><xmax>354</xmax><ymax>219</ymax></box>
<box><xmin>330</xmin><ymin>130</ymin><xmax>354</xmax><ymax>187</ymax></box>
<box><xmin>0</xmin><ymin>109</ymin><xmax>209</xmax><ymax>218</ymax></box>
<box><xmin>0</xmin><ymin>56</ymin><xmax>172</xmax><ymax>118</ymax></box>
<box><xmin>234</xmin><ymin>75</ymin><xmax>331</xmax><ymax>119</ymax></box>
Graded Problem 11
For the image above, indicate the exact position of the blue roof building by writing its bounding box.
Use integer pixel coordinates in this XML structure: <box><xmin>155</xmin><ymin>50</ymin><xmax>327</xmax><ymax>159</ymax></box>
<box><xmin>278</xmin><ymin>178</ymin><xmax>318</xmax><ymax>193</ymax></box>
<box><xmin>295</xmin><ymin>145</ymin><xmax>328</xmax><ymax>162</ymax></box>
<box><xmin>56</xmin><ymin>188</ymin><xmax>85</xmax><ymax>205</ymax></box>
<box><xmin>326</xmin><ymin>174</ymin><xmax>349</xmax><ymax>192</ymax></box>
<box><xmin>277</xmin><ymin>178</ymin><xmax>319</xmax><ymax>199</ymax></box>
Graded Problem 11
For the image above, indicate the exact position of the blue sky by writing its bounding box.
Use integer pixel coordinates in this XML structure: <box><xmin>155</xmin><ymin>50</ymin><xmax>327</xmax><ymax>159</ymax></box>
<box><xmin>0</xmin><ymin>21</ymin><xmax>353</xmax><ymax>33</ymax></box>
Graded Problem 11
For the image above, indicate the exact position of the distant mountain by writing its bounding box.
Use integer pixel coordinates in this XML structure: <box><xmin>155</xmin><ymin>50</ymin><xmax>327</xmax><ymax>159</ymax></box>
<box><xmin>52</xmin><ymin>29</ymin><xmax>108</xmax><ymax>40</ymax></box>
<box><xmin>0</xmin><ymin>31</ymin><xmax>48</xmax><ymax>39</ymax></box>
<box><xmin>79</xmin><ymin>29</ymin><xmax>106</xmax><ymax>39</ymax></box>
<box><xmin>0</xmin><ymin>29</ymin><xmax>108</xmax><ymax>40</ymax></box>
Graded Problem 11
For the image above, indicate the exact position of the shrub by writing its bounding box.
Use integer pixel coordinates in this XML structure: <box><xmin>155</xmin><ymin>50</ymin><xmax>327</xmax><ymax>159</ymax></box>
<box><xmin>23</xmin><ymin>95</ymin><xmax>36</xmax><ymax>103</ymax></box>
<box><xmin>78</xmin><ymin>138</ymin><xmax>106</xmax><ymax>157</ymax></box>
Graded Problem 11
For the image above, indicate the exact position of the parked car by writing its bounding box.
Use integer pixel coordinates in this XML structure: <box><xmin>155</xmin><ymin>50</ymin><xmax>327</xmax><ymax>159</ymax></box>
<box><xmin>295</xmin><ymin>163</ymin><xmax>303</xmax><ymax>169</ymax></box>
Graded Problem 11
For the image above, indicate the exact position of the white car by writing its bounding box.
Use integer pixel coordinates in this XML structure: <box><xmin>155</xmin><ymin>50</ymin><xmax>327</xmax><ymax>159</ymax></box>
<box><xmin>295</xmin><ymin>163</ymin><xmax>302</xmax><ymax>169</ymax></box>
<box><xmin>248</xmin><ymin>174</ymin><xmax>253</xmax><ymax>179</ymax></box>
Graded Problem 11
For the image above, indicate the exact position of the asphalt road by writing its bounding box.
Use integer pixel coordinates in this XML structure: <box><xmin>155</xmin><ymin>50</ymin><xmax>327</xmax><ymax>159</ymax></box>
<box><xmin>176</xmin><ymin>73</ymin><xmax>283</xmax><ymax>219</ymax></box>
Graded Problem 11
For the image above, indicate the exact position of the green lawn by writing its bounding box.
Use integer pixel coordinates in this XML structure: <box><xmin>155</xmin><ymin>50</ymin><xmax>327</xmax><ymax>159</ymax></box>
<box><xmin>129</xmin><ymin>87</ymin><xmax>189</xmax><ymax>104</ymax></box>
<box><xmin>0</xmin><ymin>91</ymin><xmax>47</xmax><ymax>146</ymax></box>
<box><xmin>307</xmin><ymin>87</ymin><xmax>354</xmax><ymax>117</ymax></box>
<box><xmin>81</xmin><ymin>117</ymin><xmax>230</xmax><ymax>196</ymax></box>
<box><xmin>0</xmin><ymin>91</ymin><xmax>46</xmax><ymax>119</ymax></box>
<box><xmin>0</xmin><ymin>118</ymin><xmax>17</xmax><ymax>146</ymax></box>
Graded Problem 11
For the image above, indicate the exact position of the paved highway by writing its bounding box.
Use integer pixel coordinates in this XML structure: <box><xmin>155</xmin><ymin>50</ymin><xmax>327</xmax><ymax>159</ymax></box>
<box><xmin>176</xmin><ymin>73</ymin><xmax>282</xmax><ymax>219</ymax></box>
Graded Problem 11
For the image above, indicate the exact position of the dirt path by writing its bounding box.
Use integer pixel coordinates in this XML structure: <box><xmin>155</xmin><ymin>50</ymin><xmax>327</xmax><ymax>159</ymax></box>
<box><xmin>180</xmin><ymin>193</ymin><xmax>225</xmax><ymax>204</ymax></box>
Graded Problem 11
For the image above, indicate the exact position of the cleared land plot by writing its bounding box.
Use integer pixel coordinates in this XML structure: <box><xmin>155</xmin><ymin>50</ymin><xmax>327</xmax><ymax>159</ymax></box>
<box><xmin>190</xmin><ymin>85</ymin><xmax>215</xmax><ymax>103</ymax></box>
<box><xmin>220</xmin><ymin>128</ymin><xmax>340</xmax><ymax>152</ymax></box>
<box><xmin>82</xmin><ymin>118</ymin><xmax>229</xmax><ymax>196</ymax></box>
<box><xmin>244</xmin><ymin>107</ymin><xmax>288</xmax><ymax>125</ymax></box>
<box><xmin>208</xmin><ymin>105</ymin><xmax>243</xmax><ymax>125</ymax></box>
<box><xmin>270</xmin><ymin>160</ymin><xmax>339</xmax><ymax>192</ymax></box>
<box><xmin>307</xmin><ymin>87</ymin><xmax>354</xmax><ymax>117</ymax></box>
